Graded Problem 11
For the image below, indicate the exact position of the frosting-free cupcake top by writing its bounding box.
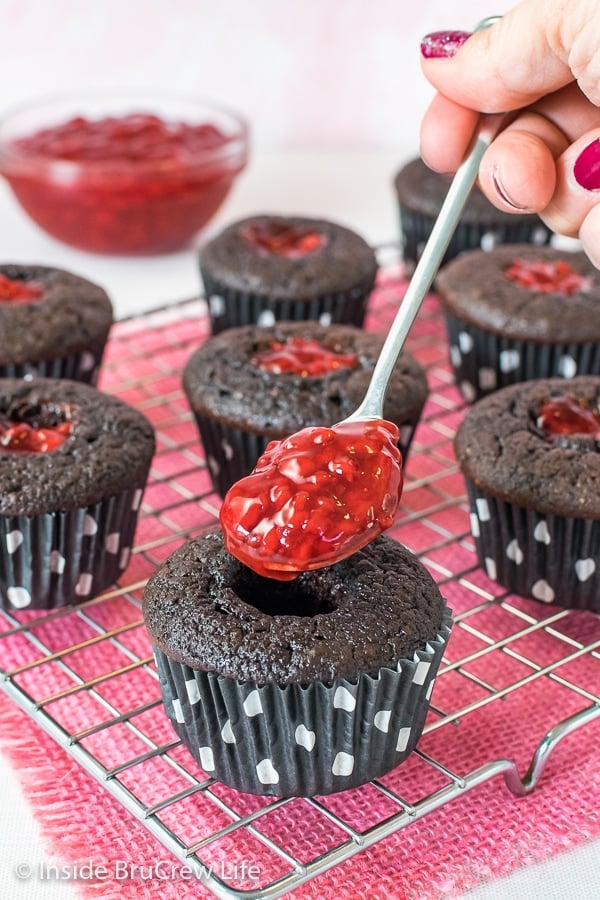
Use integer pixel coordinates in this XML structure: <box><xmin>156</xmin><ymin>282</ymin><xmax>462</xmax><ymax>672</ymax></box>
<box><xmin>143</xmin><ymin>529</ymin><xmax>447</xmax><ymax>685</ymax></box>
<box><xmin>394</xmin><ymin>157</ymin><xmax>539</xmax><ymax>225</ymax></box>
<box><xmin>0</xmin><ymin>377</ymin><xmax>155</xmax><ymax>515</ymax></box>
<box><xmin>183</xmin><ymin>321</ymin><xmax>428</xmax><ymax>438</ymax></box>
<box><xmin>199</xmin><ymin>214</ymin><xmax>378</xmax><ymax>300</ymax></box>
<box><xmin>455</xmin><ymin>376</ymin><xmax>600</xmax><ymax>518</ymax></box>
<box><xmin>435</xmin><ymin>245</ymin><xmax>600</xmax><ymax>343</ymax></box>
<box><xmin>0</xmin><ymin>264</ymin><xmax>113</xmax><ymax>365</ymax></box>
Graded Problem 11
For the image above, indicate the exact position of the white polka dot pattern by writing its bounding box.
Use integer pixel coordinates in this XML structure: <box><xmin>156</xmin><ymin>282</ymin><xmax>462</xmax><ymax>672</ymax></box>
<box><xmin>295</xmin><ymin>724</ymin><xmax>316</xmax><ymax>751</ymax></box>
<box><xmin>154</xmin><ymin>611</ymin><xmax>452</xmax><ymax>796</ymax></box>
<box><xmin>6</xmin><ymin>530</ymin><xmax>23</xmax><ymax>554</ymax></box>
<box><xmin>466</xmin><ymin>486</ymin><xmax>600</xmax><ymax>611</ymax></box>
<box><xmin>0</xmin><ymin>484</ymin><xmax>146</xmax><ymax>611</ymax></box>
<box><xmin>333</xmin><ymin>686</ymin><xmax>356</xmax><ymax>711</ymax></box>
<box><xmin>7</xmin><ymin>586</ymin><xmax>32</xmax><ymax>609</ymax></box>
<box><xmin>332</xmin><ymin>752</ymin><xmax>354</xmax><ymax>777</ymax></box>
<box><xmin>256</xmin><ymin>759</ymin><xmax>279</xmax><ymax>784</ymax></box>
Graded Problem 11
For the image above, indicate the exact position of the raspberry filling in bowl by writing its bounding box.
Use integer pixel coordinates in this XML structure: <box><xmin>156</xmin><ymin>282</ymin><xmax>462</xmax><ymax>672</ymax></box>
<box><xmin>505</xmin><ymin>259</ymin><xmax>593</xmax><ymax>295</ymax></box>
<box><xmin>0</xmin><ymin>93</ymin><xmax>249</xmax><ymax>255</ymax></box>
<box><xmin>220</xmin><ymin>419</ymin><xmax>403</xmax><ymax>580</ymax></box>
<box><xmin>0</xmin><ymin>398</ymin><xmax>74</xmax><ymax>453</ymax></box>
<box><xmin>240</xmin><ymin>220</ymin><xmax>327</xmax><ymax>258</ymax></box>
<box><xmin>251</xmin><ymin>337</ymin><xmax>360</xmax><ymax>377</ymax></box>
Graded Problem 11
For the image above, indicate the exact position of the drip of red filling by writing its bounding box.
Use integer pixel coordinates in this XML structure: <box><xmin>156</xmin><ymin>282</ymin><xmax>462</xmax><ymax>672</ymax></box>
<box><xmin>505</xmin><ymin>259</ymin><xmax>592</xmax><ymax>295</ymax></box>
<box><xmin>0</xmin><ymin>274</ymin><xmax>44</xmax><ymax>303</ymax></box>
<box><xmin>220</xmin><ymin>419</ymin><xmax>403</xmax><ymax>580</ymax></box>
<box><xmin>252</xmin><ymin>337</ymin><xmax>359</xmax><ymax>376</ymax></box>
<box><xmin>240</xmin><ymin>221</ymin><xmax>327</xmax><ymax>258</ymax></box>
<box><xmin>0</xmin><ymin>419</ymin><xmax>72</xmax><ymax>452</ymax></box>
<box><xmin>538</xmin><ymin>394</ymin><xmax>600</xmax><ymax>436</ymax></box>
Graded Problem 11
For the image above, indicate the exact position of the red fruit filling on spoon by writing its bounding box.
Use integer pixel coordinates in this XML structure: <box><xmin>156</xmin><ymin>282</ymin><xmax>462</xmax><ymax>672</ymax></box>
<box><xmin>220</xmin><ymin>419</ymin><xmax>403</xmax><ymax>580</ymax></box>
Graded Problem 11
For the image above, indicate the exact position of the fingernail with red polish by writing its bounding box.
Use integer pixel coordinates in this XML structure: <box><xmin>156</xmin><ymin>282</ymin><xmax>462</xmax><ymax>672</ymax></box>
<box><xmin>574</xmin><ymin>139</ymin><xmax>600</xmax><ymax>191</ymax></box>
<box><xmin>420</xmin><ymin>31</ymin><xmax>471</xmax><ymax>59</ymax></box>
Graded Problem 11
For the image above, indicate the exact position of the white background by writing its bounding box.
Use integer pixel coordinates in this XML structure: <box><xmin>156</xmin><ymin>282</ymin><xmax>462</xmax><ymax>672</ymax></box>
<box><xmin>0</xmin><ymin>1</ymin><xmax>598</xmax><ymax>897</ymax></box>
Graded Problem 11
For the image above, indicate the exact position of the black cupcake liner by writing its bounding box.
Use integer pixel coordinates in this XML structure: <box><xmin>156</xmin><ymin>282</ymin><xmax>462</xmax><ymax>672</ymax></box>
<box><xmin>465</xmin><ymin>481</ymin><xmax>600</xmax><ymax>612</ymax></box>
<box><xmin>444</xmin><ymin>312</ymin><xmax>600</xmax><ymax>402</ymax></box>
<box><xmin>200</xmin><ymin>271</ymin><xmax>372</xmax><ymax>334</ymax></box>
<box><xmin>153</xmin><ymin>609</ymin><xmax>452</xmax><ymax>797</ymax></box>
<box><xmin>0</xmin><ymin>483</ymin><xmax>146</xmax><ymax>611</ymax></box>
<box><xmin>191</xmin><ymin>410</ymin><xmax>425</xmax><ymax>498</ymax></box>
<box><xmin>398</xmin><ymin>205</ymin><xmax>551</xmax><ymax>269</ymax></box>
<box><xmin>0</xmin><ymin>330</ymin><xmax>110</xmax><ymax>386</ymax></box>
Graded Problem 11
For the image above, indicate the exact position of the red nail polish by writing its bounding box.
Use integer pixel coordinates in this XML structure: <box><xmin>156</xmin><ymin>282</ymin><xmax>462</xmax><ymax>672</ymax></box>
<box><xmin>574</xmin><ymin>139</ymin><xmax>600</xmax><ymax>191</ymax></box>
<box><xmin>420</xmin><ymin>30</ymin><xmax>471</xmax><ymax>59</ymax></box>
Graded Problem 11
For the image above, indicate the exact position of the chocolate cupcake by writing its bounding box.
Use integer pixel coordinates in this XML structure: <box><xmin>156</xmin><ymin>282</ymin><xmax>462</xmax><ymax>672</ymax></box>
<box><xmin>143</xmin><ymin>528</ymin><xmax>452</xmax><ymax>797</ymax></box>
<box><xmin>435</xmin><ymin>244</ymin><xmax>600</xmax><ymax>402</ymax></box>
<box><xmin>199</xmin><ymin>214</ymin><xmax>378</xmax><ymax>333</ymax></box>
<box><xmin>0</xmin><ymin>263</ymin><xmax>113</xmax><ymax>384</ymax></box>
<box><xmin>0</xmin><ymin>377</ymin><xmax>155</xmax><ymax>610</ymax></box>
<box><xmin>394</xmin><ymin>157</ymin><xmax>551</xmax><ymax>267</ymax></box>
<box><xmin>455</xmin><ymin>376</ymin><xmax>600</xmax><ymax>611</ymax></box>
<box><xmin>183</xmin><ymin>321</ymin><xmax>429</xmax><ymax>496</ymax></box>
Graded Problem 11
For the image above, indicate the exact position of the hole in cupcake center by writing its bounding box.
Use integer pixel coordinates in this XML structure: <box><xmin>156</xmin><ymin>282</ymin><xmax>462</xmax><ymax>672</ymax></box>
<box><xmin>251</xmin><ymin>337</ymin><xmax>359</xmax><ymax>376</ymax></box>
<box><xmin>240</xmin><ymin>220</ymin><xmax>327</xmax><ymax>258</ymax></box>
<box><xmin>505</xmin><ymin>259</ymin><xmax>592</xmax><ymax>295</ymax></box>
<box><xmin>233</xmin><ymin>571</ymin><xmax>337</xmax><ymax>617</ymax></box>
<box><xmin>0</xmin><ymin>398</ymin><xmax>75</xmax><ymax>453</ymax></box>
<box><xmin>0</xmin><ymin>274</ymin><xmax>44</xmax><ymax>303</ymax></box>
<box><xmin>537</xmin><ymin>394</ymin><xmax>600</xmax><ymax>448</ymax></box>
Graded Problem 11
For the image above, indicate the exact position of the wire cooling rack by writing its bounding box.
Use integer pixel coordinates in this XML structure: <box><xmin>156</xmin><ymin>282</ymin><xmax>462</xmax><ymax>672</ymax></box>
<box><xmin>1</xmin><ymin>249</ymin><xmax>599</xmax><ymax>899</ymax></box>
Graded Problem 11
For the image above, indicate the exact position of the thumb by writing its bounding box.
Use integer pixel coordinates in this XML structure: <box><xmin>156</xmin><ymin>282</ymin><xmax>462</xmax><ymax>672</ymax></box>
<box><xmin>420</xmin><ymin>0</ymin><xmax>600</xmax><ymax>112</ymax></box>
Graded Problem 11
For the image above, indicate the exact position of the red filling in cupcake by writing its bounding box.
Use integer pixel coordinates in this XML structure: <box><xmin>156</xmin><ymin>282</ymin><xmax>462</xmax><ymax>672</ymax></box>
<box><xmin>537</xmin><ymin>394</ymin><xmax>600</xmax><ymax>438</ymax></box>
<box><xmin>252</xmin><ymin>337</ymin><xmax>359</xmax><ymax>376</ymax></box>
<box><xmin>240</xmin><ymin>221</ymin><xmax>327</xmax><ymax>258</ymax></box>
<box><xmin>505</xmin><ymin>259</ymin><xmax>592</xmax><ymax>295</ymax></box>
<box><xmin>0</xmin><ymin>400</ymin><xmax>74</xmax><ymax>453</ymax></box>
<box><xmin>0</xmin><ymin>274</ymin><xmax>44</xmax><ymax>303</ymax></box>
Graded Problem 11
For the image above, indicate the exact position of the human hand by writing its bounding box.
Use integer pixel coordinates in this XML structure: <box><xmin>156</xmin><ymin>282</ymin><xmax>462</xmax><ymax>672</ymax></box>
<box><xmin>419</xmin><ymin>0</ymin><xmax>600</xmax><ymax>267</ymax></box>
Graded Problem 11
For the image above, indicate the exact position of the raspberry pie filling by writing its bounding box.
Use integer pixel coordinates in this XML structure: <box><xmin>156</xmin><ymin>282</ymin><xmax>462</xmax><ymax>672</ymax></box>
<box><xmin>537</xmin><ymin>394</ymin><xmax>600</xmax><ymax>443</ymax></box>
<box><xmin>240</xmin><ymin>220</ymin><xmax>327</xmax><ymax>258</ymax></box>
<box><xmin>220</xmin><ymin>419</ymin><xmax>403</xmax><ymax>580</ymax></box>
<box><xmin>505</xmin><ymin>259</ymin><xmax>593</xmax><ymax>295</ymax></box>
<box><xmin>252</xmin><ymin>337</ymin><xmax>359</xmax><ymax>376</ymax></box>
<box><xmin>0</xmin><ymin>274</ymin><xmax>44</xmax><ymax>303</ymax></box>
<box><xmin>6</xmin><ymin>112</ymin><xmax>242</xmax><ymax>254</ymax></box>
<box><xmin>0</xmin><ymin>400</ymin><xmax>74</xmax><ymax>453</ymax></box>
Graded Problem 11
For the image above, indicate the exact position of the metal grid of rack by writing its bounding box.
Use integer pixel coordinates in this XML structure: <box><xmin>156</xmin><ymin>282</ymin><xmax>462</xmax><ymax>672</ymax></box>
<box><xmin>1</xmin><ymin>257</ymin><xmax>599</xmax><ymax>899</ymax></box>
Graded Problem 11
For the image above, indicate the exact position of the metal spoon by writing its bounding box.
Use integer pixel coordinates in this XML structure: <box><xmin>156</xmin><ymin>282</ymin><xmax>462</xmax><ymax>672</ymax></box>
<box><xmin>344</xmin><ymin>16</ymin><xmax>507</xmax><ymax>424</ymax></box>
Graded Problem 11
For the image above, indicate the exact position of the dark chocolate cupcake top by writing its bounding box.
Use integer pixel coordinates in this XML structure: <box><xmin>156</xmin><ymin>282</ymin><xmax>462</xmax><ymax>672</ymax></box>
<box><xmin>183</xmin><ymin>321</ymin><xmax>428</xmax><ymax>438</ymax></box>
<box><xmin>394</xmin><ymin>157</ymin><xmax>542</xmax><ymax>227</ymax></box>
<box><xmin>435</xmin><ymin>244</ymin><xmax>600</xmax><ymax>343</ymax></box>
<box><xmin>143</xmin><ymin>529</ymin><xmax>447</xmax><ymax>685</ymax></box>
<box><xmin>0</xmin><ymin>377</ymin><xmax>155</xmax><ymax>515</ymax></box>
<box><xmin>0</xmin><ymin>264</ymin><xmax>113</xmax><ymax>365</ymax></box>
<box><xmin>455</xmin><ymin>376</ymin><xmax>600</xmax><ymax>518</ymax></box>
<box><xmin>199</xmin><ymin>214</ymin><xmax>378</xmax><ymax>300</ymax></box>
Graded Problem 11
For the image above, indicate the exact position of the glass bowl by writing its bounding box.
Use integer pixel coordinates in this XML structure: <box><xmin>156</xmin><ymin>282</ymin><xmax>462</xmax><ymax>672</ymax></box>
<box><xmin>0</xmin><ymin>91</ymin><xmax>249</xmax><ymax>255</ymax></box>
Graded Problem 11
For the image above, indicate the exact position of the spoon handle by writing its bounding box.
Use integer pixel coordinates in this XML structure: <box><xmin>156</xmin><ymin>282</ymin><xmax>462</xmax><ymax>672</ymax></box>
<box><xmin>344</xmin><ymin>113</ymin><xmax>510</xmax><ymax>423</ymax></box>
